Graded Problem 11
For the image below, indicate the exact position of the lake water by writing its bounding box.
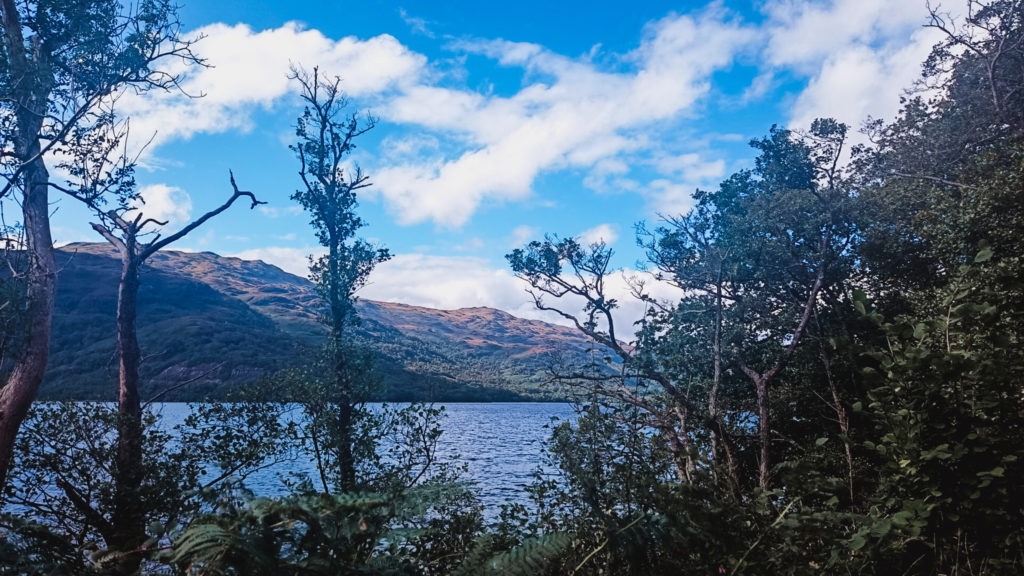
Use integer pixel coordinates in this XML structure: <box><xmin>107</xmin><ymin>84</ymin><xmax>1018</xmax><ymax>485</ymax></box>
<box><xmin>155</xmin><ymin>402</ymin><xmax>576</xmax><ymax>513</ymax></box>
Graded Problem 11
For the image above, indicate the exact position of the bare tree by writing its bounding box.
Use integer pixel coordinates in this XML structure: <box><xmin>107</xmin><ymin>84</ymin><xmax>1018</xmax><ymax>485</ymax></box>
<box><xmin>60</xmin><ymin>167</ymin><xmax>262</xmax><ymax>573</ymax></box>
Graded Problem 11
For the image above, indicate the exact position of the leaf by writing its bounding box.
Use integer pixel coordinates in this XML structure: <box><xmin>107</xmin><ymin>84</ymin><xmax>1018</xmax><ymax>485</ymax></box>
<box><xmin>815</xmin><ymin>437</ymin><xmax>829</xmax><ymax>446</ymax></box>
<box><xmin>912</xmin><ymin>322</ymin><xmax>926</xmax><ymax>339</ymax></box>
<box><xmin>869</xmin><ymin>518</ymin><xmax>892</xmax><ymax>538</ymax></box>
<box><xmin>974</xmin><ymin>241</ymin><xmax>993</xmax><ymax>263</ymax></box>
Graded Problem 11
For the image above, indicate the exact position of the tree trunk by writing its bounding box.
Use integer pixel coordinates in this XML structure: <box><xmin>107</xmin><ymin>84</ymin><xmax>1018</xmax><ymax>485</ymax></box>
<box><xmin>755</xmin><ymin>376</ymin><xmax>770</xmax><ymax>494</ymax></box>
<box><xmin>709</xmin><ymin>266</ymin><xmax>740</xmax><ymax>494</ymax></box>
<box><xmin>108</xmin><ymin>249</ymin><xmax>146</xmax><ymax>575</ymax></box>
<box><xmin>0</xmin><ymin>154</ymin><xmax>55</xmax><ymax>491</ymax></box>
<box><xmin>0</xmin><ymin>1</ymin><xmax>56</xmax><ymax>485</ymax></box>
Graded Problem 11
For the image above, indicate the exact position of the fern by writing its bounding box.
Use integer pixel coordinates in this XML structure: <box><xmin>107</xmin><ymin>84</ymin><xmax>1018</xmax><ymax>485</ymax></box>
<box><xmin>454</xmin><ymin>532</ymin><xmax>573</xmax><ymax>576</ymax></box>
<box><xmin>450</xmin><ymin>534</ymin><xmax>495</xmax><ymax>576</ymax></box>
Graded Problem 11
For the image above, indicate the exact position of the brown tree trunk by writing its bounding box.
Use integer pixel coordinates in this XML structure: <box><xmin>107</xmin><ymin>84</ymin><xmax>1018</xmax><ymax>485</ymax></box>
<box><xmin>0</xmin><ymin>156</ymin><xmax>55</xmax><ymax>491</ymax></box>
<box><xmin>334</xmin><ymin>329</ymin><xmax>356</xmax><ymax>492</ymax></box>
<box><xmin>0</xmin><ymin>0</ymin><xmax>56</xmax><ymax>488</ymax></box>
<box><xmin>108</xmin><ymin>248</ymin><xmax>145</xmax><ymax>575</ymax></box>
<box><xmin>329</xmin><ymin>239</ymin><xmax>357</xmax><ymax>492</ymax></box>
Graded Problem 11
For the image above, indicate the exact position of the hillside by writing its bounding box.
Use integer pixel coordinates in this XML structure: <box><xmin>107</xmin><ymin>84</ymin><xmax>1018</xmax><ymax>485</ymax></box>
<box><xmin>42</xmin><ymin>243</ymin><xmax>601</xmax><ymax>401</ymax></box>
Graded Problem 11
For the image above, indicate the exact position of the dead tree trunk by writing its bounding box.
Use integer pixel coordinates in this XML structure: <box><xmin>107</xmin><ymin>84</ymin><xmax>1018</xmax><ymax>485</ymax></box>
<box><xmin>108</xmin><ymin>244</ymin><xmax>144</xmax><ymax>576</ymax></box>
<box><xmin>80</xmin><ymin>173</ymin><xmax>262</xmax><ymax>573</ymax></box>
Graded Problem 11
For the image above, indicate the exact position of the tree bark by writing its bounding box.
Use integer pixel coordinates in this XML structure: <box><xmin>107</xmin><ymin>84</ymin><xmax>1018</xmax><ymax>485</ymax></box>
<box><xmin>109</xmin><ymin>247</ymin><xmax>145</xmax><ymax>576</ymax></box>
<box><xmin>81</xmin><ymin>174</ymin><xmax>262</xmax><ymax>571</ymax></box>
<box><xmin>0</xmin><ymin>154</ymin><xmax>55</xmax><ymax>491</ymax></box>
<box><xmin>0</xmin><ymin>0</ymin><xmax>57</xmax><ymax>490</ymax></box>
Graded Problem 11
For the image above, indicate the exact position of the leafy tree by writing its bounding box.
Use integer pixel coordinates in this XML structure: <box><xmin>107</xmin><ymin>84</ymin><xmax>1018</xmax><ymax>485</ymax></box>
<box><xmin>3</xmin><ymin>393</ymin><xmax>293</xmax><ymax>573</ymax></box>
<box><xmin>0</xmin><ymin>0</ymin><xmax>198</xmax><ymax>490</ymax></box>
<box><xmin>288</xmin><ymin>66</ymin><xmax>390</xmax><ymax>492</ymax></box>
<box><xmin>167</xmin><ymin>485</ymin><xmax>560</xmax><ymax>576</ymax></box>
<box><xmin>847</xmin><ymin>248</ymin><xmax>1024</xmax><ymax>571</ymax></box>
<box><xmin>509</xmin><ymin>120</ymin><xmax>857</xmax><ymax>497</ymax></box>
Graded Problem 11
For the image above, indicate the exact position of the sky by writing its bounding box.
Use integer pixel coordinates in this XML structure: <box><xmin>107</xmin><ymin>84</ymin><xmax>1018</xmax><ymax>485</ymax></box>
<box><xmin>44</xmin><ymin>0</ymin><xmax>949</xmax><ymax>325</ymax></box>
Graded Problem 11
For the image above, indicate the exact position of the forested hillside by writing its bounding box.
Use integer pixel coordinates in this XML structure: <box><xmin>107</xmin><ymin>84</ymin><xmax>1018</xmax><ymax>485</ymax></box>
<box><xmin>43</xmin><ymin>243</ymin><xmax>595</xmax><ymax>401</ymax></box>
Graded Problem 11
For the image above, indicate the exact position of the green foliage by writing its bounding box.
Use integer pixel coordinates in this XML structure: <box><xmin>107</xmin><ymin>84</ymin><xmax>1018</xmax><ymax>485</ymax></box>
<box><xmin>289</xmin><ymin>66</ymin><xmax>390</xmax><ymax>337</ymax></box>
<box><xmin>5</xmin><ymin>2</ymin><xmax>1024</xmax><ymax>575</ymax></box>
<box><xmin>850</xmin><ymin>254</ymin><xmax>1024</xmax><ymax>571</ymax></box>
<box><xmin>4</xmin><ymin>403</ymin><xmax>201</xmax><ymax>550</ymax></box>
<box><xmin>1</xmin><ymin>399</ymin><xmax>294</xmax><ymax>568</ymax></box>
<box><xmin>166</xmin><ymin>488</ymin><xmax>403</xmax><ymax>575</ymax></box>
<box><xmin>498</xmin><ymin>5</ymin><xmax>1024</xmax><ymax>575</ymax></box>
<box><xmin>453</xmin><ymin>532</ymin><xmax>572</xmax><ymax>576</ymax></box>
<box><xmin>0</xmin><ymin>514</ymin><xmax>98</xmax><ymax>575</ymax></box>
<box><xmin>166</xmin><ymin>482</ymin><xmax>483</xmax><ymax>576</ymax></box>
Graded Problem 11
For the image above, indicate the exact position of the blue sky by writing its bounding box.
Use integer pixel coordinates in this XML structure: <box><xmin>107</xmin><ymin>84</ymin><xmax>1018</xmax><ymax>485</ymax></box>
<box><xmin>44</xmin><ymin>0</ymin><xmax>947</xmax><ymax>324</ymax></box>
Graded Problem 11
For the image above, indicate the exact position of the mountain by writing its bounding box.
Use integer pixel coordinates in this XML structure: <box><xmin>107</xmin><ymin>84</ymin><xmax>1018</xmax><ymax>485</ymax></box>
<box><xmin>41</xmin><ymin>243</ymin><xmax>600</xmax><ymax>401</ymax></box>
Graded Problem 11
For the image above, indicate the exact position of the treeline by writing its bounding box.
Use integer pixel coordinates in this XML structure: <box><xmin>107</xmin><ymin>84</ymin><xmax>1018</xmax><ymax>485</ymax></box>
<box><xmin>501</xmin><ymin>1</ymin><xmax>1024</xmax><ymax>573</ymax></box>
<box><xmin>0</xmin><ymin>0</ymin><xmax>1022</xmax><ymax>574</ymax></box>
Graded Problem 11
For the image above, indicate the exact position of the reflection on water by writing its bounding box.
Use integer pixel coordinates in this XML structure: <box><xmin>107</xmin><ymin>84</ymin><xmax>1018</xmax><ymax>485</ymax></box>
<box><xmin>155</xmin><ymin>402</ymin><xmax>575</xmax><ymax>513</ymax></box>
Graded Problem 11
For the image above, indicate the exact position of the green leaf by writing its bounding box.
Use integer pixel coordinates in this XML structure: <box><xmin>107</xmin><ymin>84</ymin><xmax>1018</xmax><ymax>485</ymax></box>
<box><xmin>815</xmin><ymin>437</ymin><xmax>829</xmax><ymax>446</ymax></box>
<box><xmin>912</xmin><ymin>322</ymin><xmax>926</xmax><ymax>339</ymax></box>
<box><xmin>870</xmin><ymin>518</ymin><xmax>892</xmax><ymax>538</ymax></box>
<box><xmin>974</xmin><ymin>241</ymin><xmax>993</xmax><ymax>263</ymax></box>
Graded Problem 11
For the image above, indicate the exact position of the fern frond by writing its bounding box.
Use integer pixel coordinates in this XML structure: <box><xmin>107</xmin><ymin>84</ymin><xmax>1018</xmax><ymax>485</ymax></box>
<box><xmin>467</xmin><ymin>532</ymin><xmax>573</xmax><ymax>576</ymax></box>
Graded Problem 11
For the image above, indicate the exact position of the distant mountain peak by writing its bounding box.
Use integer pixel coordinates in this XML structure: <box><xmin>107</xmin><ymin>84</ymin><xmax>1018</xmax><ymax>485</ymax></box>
<box><xmin>44</xmin><ymin>244</ymin><xmax>596</xmax><ymax>401</ymax></box>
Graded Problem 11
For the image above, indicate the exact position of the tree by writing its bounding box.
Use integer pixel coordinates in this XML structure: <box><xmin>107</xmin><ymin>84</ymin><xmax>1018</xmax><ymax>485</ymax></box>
<box><xmin>61</xmin><ymin>165</ymin><xmax>263</xmax><ymax>574</ymax></box>
<box><xmin>0</xmin><ymin>0</ymin><xmax>199</xmax><ymax>489</ymax></box>
<box><xmin>288</xmin><ymin>66</ymin><xmax>390</xmax><ymax>492</ymax></box>
<box><xmin>509</xmin><ymin>120</ymin><xmax>856</xmax><ymax>496</ymax></box>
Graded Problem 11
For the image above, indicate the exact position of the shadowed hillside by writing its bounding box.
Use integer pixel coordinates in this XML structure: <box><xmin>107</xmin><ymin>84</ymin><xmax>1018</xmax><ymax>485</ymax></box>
<box><xmin>43</xmin><ymin>243</ymin><xmax>599</xmax><ymax>401</ymax></box>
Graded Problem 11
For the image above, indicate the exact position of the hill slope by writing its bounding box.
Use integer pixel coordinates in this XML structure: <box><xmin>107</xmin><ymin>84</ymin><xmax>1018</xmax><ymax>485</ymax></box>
<box><xmin>43</xmin><ymin>243</ymin><xmax>599</xmax><ymax>401</ymax></box>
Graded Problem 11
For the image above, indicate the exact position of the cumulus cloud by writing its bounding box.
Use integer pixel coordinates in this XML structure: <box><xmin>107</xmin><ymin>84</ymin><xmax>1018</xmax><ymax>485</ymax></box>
<box><xmin>578</xmin><ymin>224</ymin><xmax>619</xmax><ymax>246</ymax></box>
<box><xmin>111</xmin><ymin>2</ymin><xmax>945</xmax><ymax>247</ymax></box>
<box><xmin>227</xmin><ymin>245</ymin><xmax>686</xmax><ymax>332</ymax></box>
<box><xmin>510</xmin><ymin>225</ymin><xmax>539</xmax><ymax>248</ymax></box>
<box><xmin>130</xmin><ymin>184</ymin><xmax>192</xmax><ymax>228</ymax></box>
<box><xmin>762</xmin><ymin>0</ymin><xmax>944</xmax><ymax>133</ymax></box>
<box><xmin>373</xmin><ymin>6</ymin><xmax>756</xmax><ymax>226</ymax></box>
<box><xmin>119</xmin><ymin>22</ymin><xmax>426</xmax><ymax>158</ymax></box>
<box><xmin>360</xmin><ymin>253</ymin><xmax>685</xmax><ymax>331</ymax></box>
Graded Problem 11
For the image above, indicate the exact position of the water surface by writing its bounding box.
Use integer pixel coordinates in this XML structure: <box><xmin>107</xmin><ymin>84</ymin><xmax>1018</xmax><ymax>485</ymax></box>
<box><xmin>156</xmin><ymin>402</ymin><xmax>575</xmax><ymax>512</ymax></box>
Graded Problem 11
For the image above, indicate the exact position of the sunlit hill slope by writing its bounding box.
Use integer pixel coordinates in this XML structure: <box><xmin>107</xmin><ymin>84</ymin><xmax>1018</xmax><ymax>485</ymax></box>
<box><xmin>43</xmin><ymin>243</ymin><xmax>599</xmax><ymax>402</ymax></box>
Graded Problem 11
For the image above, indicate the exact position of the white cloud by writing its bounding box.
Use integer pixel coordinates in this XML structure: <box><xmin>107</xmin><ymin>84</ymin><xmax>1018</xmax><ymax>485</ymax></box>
<box><xmin>578</xmin><ymin>224</ymin><xmax>619</xmax><ymax>246</ymax></box>
<box><xmin>787</xmin><ymin>29</ymin><xmax>941</xmax><ymax>133</ymax></box>
<box><xmin>109</xmin><ymin>2</ymin><xmax>946</xmax><ymax>236</ymax></box>
<box><xmin>762</xmin><ymin>0</ymin><xmax>944</xmax><ymax>133</ymax></box>
<box><xmin>510</xmin><ymin>225</ymin><xmax>539</xmax><ymax>248</ymax></box>
<box><xmin>119</xmin><ymin>22</ymin><xmax>426</xmax><ymax>159</ymax></box>
<box><xmin>359</xmin><ymin>253</ymin><xmax>686</xmax><ymax>331</ymax></box>
<box><xmin>399</xmin><ymin>8</ymin><xmax>434</xmax><ymax>38</ymax></box>
<box><xmin>226</xmin><ymin>246</ymin><xmax>687</xmax><ymax>333</ymax></box>
<box><xmin>373</xmin><ymin>6</ymin><xmax>755</xmax><ymax>226</ymax></box>
<box><xmin>130</xmin><ymin>184</ymin><xmax>192</xmax><ymax>228</ymax></box>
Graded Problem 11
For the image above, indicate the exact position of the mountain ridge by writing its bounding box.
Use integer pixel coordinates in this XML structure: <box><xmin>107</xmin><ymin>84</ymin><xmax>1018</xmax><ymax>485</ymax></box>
<box><xmin>42</xmin><ymin>243</ymin><xmax>596</xmax><ymax>401</ymax></box>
